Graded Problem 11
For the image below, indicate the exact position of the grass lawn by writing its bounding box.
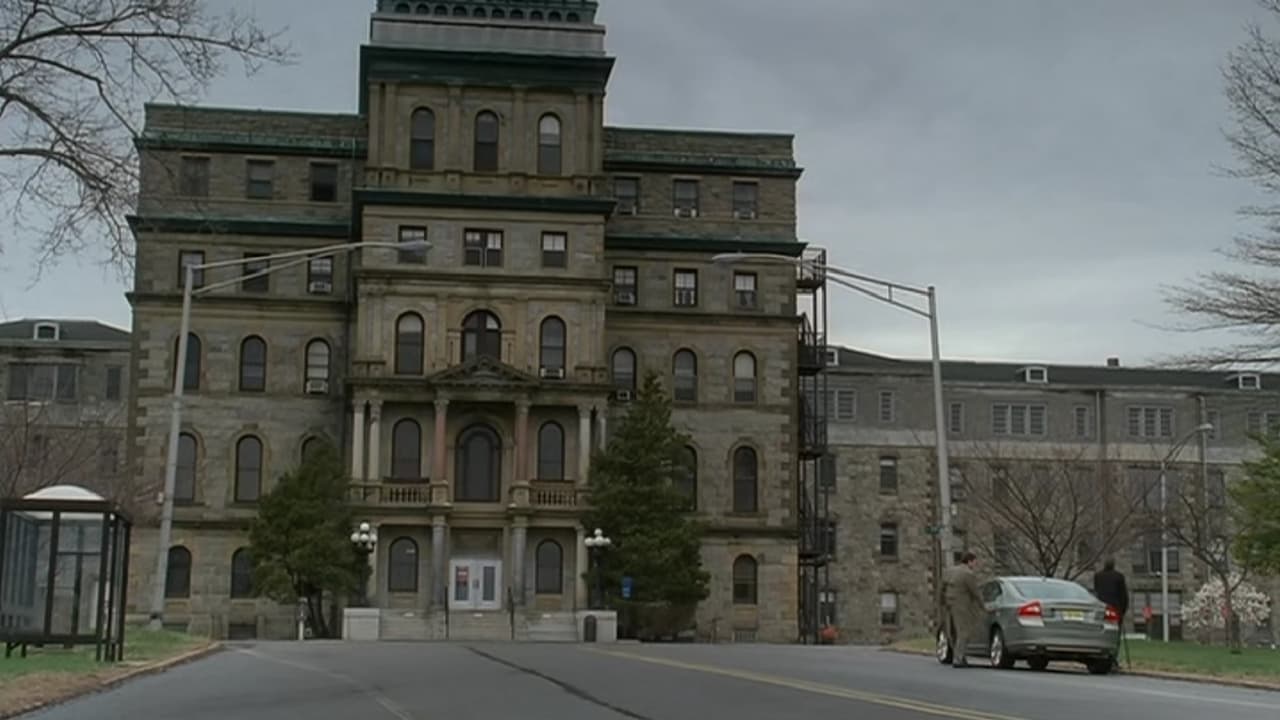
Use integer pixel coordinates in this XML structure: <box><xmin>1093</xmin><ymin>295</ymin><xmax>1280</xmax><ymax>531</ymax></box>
<box><xmin>0</xmin><ymin>628</ymin><xmax>211</xmax><ymax>713</ymax></box>
<box><xmin>889</xmin><ymin>634</ymin><xmax>1280</xmax><ymax>684</ymax></box>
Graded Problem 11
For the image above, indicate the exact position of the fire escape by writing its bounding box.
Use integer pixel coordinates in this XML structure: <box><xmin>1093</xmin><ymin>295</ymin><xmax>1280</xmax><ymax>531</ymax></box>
<box><xmin>795</xmin><ymin>248</ymin><xmax>830</xmax><ymax>644</ymax></box>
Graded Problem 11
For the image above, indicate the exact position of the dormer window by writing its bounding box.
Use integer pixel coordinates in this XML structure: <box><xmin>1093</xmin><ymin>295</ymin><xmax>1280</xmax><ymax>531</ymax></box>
<box><xmin>33</xmin><ymin>322</ymin><xmax>59</xmax><ymax>341</ymax></box>
<box><xmin>1021</xmin><ymin>366</ymin><xmax>1048</xmax><ymax>384</ymax></box>
<box><xmin>824</xmin><ymin>348</ymin><xmax>840</xmax><ymax>367</ymax></box>
<box><xmin>1232</xmin><ymin>373</ymin><xmax>1262</xmax><ymax>390</ymax></box>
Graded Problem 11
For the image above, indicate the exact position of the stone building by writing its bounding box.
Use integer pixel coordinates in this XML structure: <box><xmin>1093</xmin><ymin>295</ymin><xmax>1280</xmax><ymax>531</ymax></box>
<box><xmin>123</xmin><ymin>0</ymin><xmax>817</xmax><ymax>641</ymax></box>
<box><xmin>0</xmin><ymin>319</ymin><xmax>131</xmax><ymax>501</ymax></box>
<box><xmin>821</xmin><ymin>346</ymin><xmax>1280</xmax><ymax>645</ymax></box>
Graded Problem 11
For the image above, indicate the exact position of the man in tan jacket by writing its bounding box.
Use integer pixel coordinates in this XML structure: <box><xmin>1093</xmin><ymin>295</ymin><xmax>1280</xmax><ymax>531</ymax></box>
<box><xmin>943</xmin><ymin>551</ymin><xmax>985</xmax><ymax>668</ymax></box>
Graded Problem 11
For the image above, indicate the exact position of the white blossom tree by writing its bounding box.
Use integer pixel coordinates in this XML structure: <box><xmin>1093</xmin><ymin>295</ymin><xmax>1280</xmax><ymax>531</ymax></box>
<box><xmin>1183</xmin><ymin>574</ymin><xmax>1273</xmax><ymax>642</ymax></box>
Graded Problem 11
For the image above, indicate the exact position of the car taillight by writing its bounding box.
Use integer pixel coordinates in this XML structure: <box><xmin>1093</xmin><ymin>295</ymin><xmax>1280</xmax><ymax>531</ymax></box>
<box><xmin>1104</xmin><ymin>605</ymin><xmax>1120</xmax><ymax>623</ymax></box>
<box><xmin>1017</xmin><ymin>601</ymin><xmax>1043</xmax><ymax>618</ymax></box>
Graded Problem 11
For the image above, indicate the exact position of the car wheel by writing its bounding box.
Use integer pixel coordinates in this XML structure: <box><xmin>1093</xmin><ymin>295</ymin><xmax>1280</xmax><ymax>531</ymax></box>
<box><xmin>989</xmin><ymin>628</ymin><xmax>1015</xmax><ymax>669</ymax></box>
<box><xmin>935</xmin><ymin>626</ymin><xmax>953</xmax><ymax>665</ymax></box>
<box><xmin>1086</xmin><ymin>657</ymin><xmax>1114</xmax><ymax>675</ymax></box>
<box><xmin>1027</xmin><ymin>657</ymin><xmax>1049</xmax><ymax>671</ymax></box>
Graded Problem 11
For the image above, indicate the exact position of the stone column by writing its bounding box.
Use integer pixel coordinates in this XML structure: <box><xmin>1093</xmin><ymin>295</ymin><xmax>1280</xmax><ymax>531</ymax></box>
<box><xmin>432</xmin><ymin>398</ymin><xmax>449</xmax><ymax>482</ymax></box>
<box><xmin>512</xmin><ymin>86</ymin><xmax>528</xmax><ymax>172</ymax></box>
<box><xmin>431</xmin><ymin>516</ymin><xmax>447</xmax><ymax>608</ymax></box>
<box><xmin>366</xmin><ymin>400</ymin><xmax>383</xmax><ymax>483</ymax></box>
<box><xmin>367</xmin><ymin>522</ymin><xmax>380</xmax><ymax>607</ymax></box>
<box><xmin>351</xmin><ymin>400</ymin><xmax>366</xmax><ymax>481</ymax></box>
<box><xmin>595</xmin><ymin>407</ymin><xmax>607</xmax><ymax>451</ymax></box>
<box><xmin>515</xmin><ymin>400</ymin><xmax>531</xmax><ymax>483</ymax></box>
<box><xmin>512</xmin><ymin>519</ymin><xmax>528</xmax><ymax>607</ymax></box>
<box><xmin>577</xmin><ymin>405</ymin><xmax>592</xmax><ymax>485</ymax></box>
<box><xmin>574</xmin><ymin>525</ymin><xmax>588</xmax><ymax>609</ymax></box>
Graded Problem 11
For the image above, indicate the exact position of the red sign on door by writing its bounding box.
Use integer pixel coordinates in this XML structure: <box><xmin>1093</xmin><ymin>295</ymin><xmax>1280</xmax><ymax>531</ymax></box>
<box><xmin>1143</xmin><ymin>605</ymin><xmax>1153</xmax><ymax>621</ymax></box>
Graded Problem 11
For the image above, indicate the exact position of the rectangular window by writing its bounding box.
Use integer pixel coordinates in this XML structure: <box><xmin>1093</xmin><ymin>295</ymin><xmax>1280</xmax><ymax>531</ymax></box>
<box><xmin>179</xmin><ymin>156</ymin><xmax>210</xmax><ymax>197</ymax></box>
<box><xmin>732</xmin><ymin>181</ymin><xmax>759</xmax><ymax>218</ymax></box>
<box><xmin>613</xmin><ymin>266</ymin><xmax>638</xmax><ymax>305</ymax></box>
<box><xmin>948</xmin><ymin>402</ymin><xmax>964</xmax><ymax>434</ymax></box>
<box><xmin>242</xmin><ymin>253</ymin><xmax>270</xmax><ymax>293</ymax></box>
<box><xmin>879</xmin><ymin>390</ymin><xmax>895</xmax><ymax>423</ymax></box>
<box><xmin>1074</xmin><ymin>405</ymin><xmax>1092</xmax><ymax>438</ymax></box>
<box><xmin>673</xmin><ymin>269</ymin><xmax>698</xmax><ymax>307</ymax></box>
<box><xmin>309</xmin><ymin>163</ymin><xmax>339</xmax><ymax>202</ymax></box>
<box><xmin>992</xmin><ymin>403</ymin><xmax>1048</xmax><ymax>436</ymax></box>
<box><xmin>826</xmin><ymin>389</ymin><xmax>855</xmax><ymax>421</ymax></box>
<box><xmin>823</xmin><ymin>521</ymin><xmax>837</xmax><ymax>560</ymax></box>
<box><xmin>246</xmin><ymin>159</ymin><xmax>274</xmax><ymax>199</ymax></box>
<box><xmin>819</xmin><ymin>453</ymin><xmax>837</xmax><ymax>490</ymax></box>
<box><xmin>105</xmin><ymin>366</ymin><xmax>122</xmax><ymax>401</ymax></box>
<box><xmin>1206</xmin><ymin>410</ymin><xmax>1220</xmax><ymax>440</ymax></box>
<box><xmin>879</xmin><ymin>592</ymin><xmax>899</xmax><ymax>626</ymax></box>
<box><xmin>673</xmin><ymin>179</ymin><xmax>699</xmax><ymax>216</ymax></box>
<box><xmin>178</xmin><ymin>250</ymin><xmax>205</xmax><ymax>289</ymax></box>
<box><xmin>463</xmin><ymin>229</ymin><xmax>503</xmax><ymax>267</ymax></box>
<box><xmin>398</xmin><ymin>226</ymin><xmax>428</xmax><ymax>264</ymax></box>
<box><xmin>541</xmin><ymin>232</ymin><xmax>567</xmax><ymax>268</ymax></box>
<box><xmin>1247</xmin><ymin>412</ymin><xmax>1261</xmax><ymax>435</ymax></box>
<box><xmin>733</xmin><ymin>272</ymin><xmax>758</xmax><ymax>309</ymax></box>
<box><xmin>879</xmin><ymin>457</ymin><xmax>898</xmax><ymax>495</ymax></box>
<box><xmin>1127</xmin><ymin>406</ymin><xmax>1174</xmax><ymax>438</ymax></box>
<box><xmin>614</xmin><ymin>177</ymin><xmax>639</xmax><ymax>214</ymax></box>
<box><xmin>879</xmin><ymin>523</ymin><xmax>899</xmax><ymax>558</ymax></box>
<box><xmin>1208</xmin><ymin>467</ymin><xmax>1226</xmax><ymax>508</ymax></box>
<box><xmin>307</xmin><ymin>256</ymin><xmax>334</xmax><ymax>294</ymax></box>
<box><xmin>819</xmin><ymin>590</ymin><xmax>838</xmax><ymax>627</ymax></box>
<box><xmin>5</xmin><ymin>364</ymin><xmax>77</xmax><ymax>402</ymax></box>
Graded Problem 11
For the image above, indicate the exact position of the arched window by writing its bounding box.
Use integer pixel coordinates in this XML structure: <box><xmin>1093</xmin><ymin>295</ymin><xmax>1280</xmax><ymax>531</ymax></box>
<box><xmin>548</xmin><ymin>10</ymin><xmax>562</xmax><ymax>21</ymax></box>
<box><xmin>537</xmin><ymin>422</ymin><xmax>565</xmax><ymax>481</ymax></box>
<box><xmin>566</xmin><ymin>11</ymin><xmax>580</xmax><ymax>21</ymax></box>
<box><xmin>230</xmin><ymin>548</ymin><xmax>254</xmax><ymax>598</ymax></box>
<box><xmin>235</xmin><ymin>435</ymin><xmax>264</xmax><ymax>503</ymax></box>
<box><xmin>732</xmin><ymin>555</ymin><xmax>758</xmax><ymax>605</ymax></box>
<box><xmin>175</xmin><ymin>433</ymin><xmax>197</xmax><ymax>503</ymax></box>
<box><xmin>474</xmin><ymin>111</ymin><xmax>500</xmax><ymax>172</ymax></box>
<box><xmin>462</xmin><ymin>310</ymin><xmax>502</xmax><ymax>362</ymax></box>
<box><xmin>491</xmin><ymin>7</ymin><xmax>505</xmax><ymax>18</ymax></box>
<box><xmin>733</xmin><ymin>351</ymin><xmax>757</xmax><ymax>403</ymax></box>
<box><xmin>395</xmin><ymin>2</ymin><xmax>410</xmax><ymax>11</ymax></box>
<box><xmin>510</xmin><ymin>9</ymin><xmax>523</xmax><ymax>19</ymax></box>
<box><xmin>239</xmin><ymin>336</ymin><xmax>267</xmax><ymax>392</ymax></box>
<box><xmin>676</xmin><ymin>445</ymin><xmax>697</xmax><ymax>510</ymax></box>
<box><xmin>456</xmin><ymin>424</ymin><xmax>501</xmax><ymax>501</ymax></box>
<box><xmin>535</xmin><ymin>540</ymin><xmax>563</xmax><ymax>594</ymax></box>
<box><xmin>301</xmin><ymin>436</ymin><xmax>323</xmax><ymax>464</ymax></box>
<box><xmin>391</xmin><ymin>419</ymin><xmax>422</xmax><ymax>481</ymax></box>
<box><xmin>388</xmin><ymin>538</ymin><xmax>419</xmax><ymax>592</ymax></box>
<box><xmin>537</xmin><ymin>114</ymin><xmax>562</xmax><ymax>175</ymax></box>
<box><xmin>472</xmin><ymin>6</ymin><xmax>486</xmax><ymax>17</ymax></box>
<box><xmin>174</xmin><ymin>333</ymin><xmax>201</xmax><ymax>391</ymax></box>
<box><xmin>395</xmin><ymin>313</ymin><xmax>424</xmax><ymax>375</ymax></box>
<box><xmin>305</xmin><ymin>339</ymin><xmax>331</xmax><ymax>391</ymax></box>
<box><xmin>733</xmin><ymin>446</ymin><xmax>758</xmax><ymax>513</ymax></box>
<box><xmin>414</xmin><ymin>3</ymin><xmax>429</xmax><ymax>12</ymax></box>
<box><xmin>530</xmin><ymin>10</ymin><xmax>543</xmax><ymax>20</ymax></box>
<box><xmin>539</xmin><ymin>316</ymin><xmax>566</xmax><ymax>374</ymax></box>
<box><xmin>611</xmin><ymin>348</ymin><xmax>636</xmax><ymax>392</ymax></box>
<box><xmin>673</xmin><ymin>350</ymin><xmax>697</xmax><ymax>402</ymax></box>
<box><xmin>410</xmin><ymin>108</ymin><xmax>435</xmax><ymax>170</ymax></box>
<box><xmin>165</xmin><ymin>546</ymin><xmax>192</xmax><ymax>598</ymax></box>
<box><xmin>452</xmin><ymin>5</ymin><xmax>467</xmax><ymax>16</ymax></box>
<box><xmin>433</xmin><ymin>4</ymin><xmax>448</xmax><ymax>15</ymax></box>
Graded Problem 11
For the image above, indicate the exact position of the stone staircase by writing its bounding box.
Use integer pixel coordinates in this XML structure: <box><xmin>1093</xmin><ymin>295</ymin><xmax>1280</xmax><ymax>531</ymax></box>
<box><xmin>375</xmin><ymin>608</ymin><xmax>581</xmax><ymax>642</ymax></box>
<box><xmin>525</xmin><ymin>612</ymin><xmax>579</xmax><ymax>642</ymax></box>
<box><xmin>379</xmin><ymin>609</ymin><xmax>444</xmax><ymax>641</ymax></box>
<box><xmin>445</xmin><ymin>610</ymin><xmax>527</xmax><ymax>641</ymax></box>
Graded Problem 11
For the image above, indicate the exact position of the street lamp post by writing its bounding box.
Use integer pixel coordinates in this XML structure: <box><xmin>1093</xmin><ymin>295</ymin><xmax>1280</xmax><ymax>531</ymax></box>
<box><xmin>146</xmin><ymin>239</ymin><xmax>428</xmax><ymax>631</ymax></box>
<box><xmin>584</xmin><ymin>528</ymin><xmax>612</xmax><ymax>609</ymax></box>
<box><xmin>350</xmin><ymin>521</ymin><xmax>379</xmax><ymax>607</ymax></box>
<box><xmin>1159</xmin><ymin>422</ymin><xmax>1214</xmax><ymax>642</ymax></box>
<box><xmin>712</xmin><ymin>252</ymin><xmax>955</xmax><ymax>567</ymax></box>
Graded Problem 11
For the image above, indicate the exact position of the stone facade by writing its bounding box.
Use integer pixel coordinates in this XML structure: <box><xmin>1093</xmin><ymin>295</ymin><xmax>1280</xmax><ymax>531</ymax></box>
<box><xmin>0</xmin><ymin>319</ymin><xmax>131</xmax><ymax>503</ymax></box>
<box><xmin>822</xmin><ymin>347</ymin><xmax>1280</xmax><ymax>645</ymax></box>
<box><xmin>124</xmin><ymin>2</ymin><xmax>805</xmax><ymax>642</ymax></box>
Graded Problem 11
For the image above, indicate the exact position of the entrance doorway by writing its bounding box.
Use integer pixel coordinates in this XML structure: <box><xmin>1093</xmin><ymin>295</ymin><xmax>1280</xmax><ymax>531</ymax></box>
<box><xmin>449</xmin><ymin>559</ymin><xmax>502</xmax><ymax>611</ymax></box>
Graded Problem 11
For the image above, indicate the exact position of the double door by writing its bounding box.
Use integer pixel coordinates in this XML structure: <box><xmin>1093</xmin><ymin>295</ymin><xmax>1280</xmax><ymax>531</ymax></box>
<box><xmin>449</xmin><ymin>559</ymin><xmax>502</xmax><ymax>611</ymax></box>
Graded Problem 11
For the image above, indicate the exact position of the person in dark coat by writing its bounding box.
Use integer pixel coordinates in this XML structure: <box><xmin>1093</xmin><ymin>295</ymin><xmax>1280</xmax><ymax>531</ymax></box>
<box><xmin>1093</xmin><ymin>558</ymin><xmax>1129</xmax><ymax>667</ymax></box>
<box><xmin>943</xmin><ymin>552</ymin><xmax>985</xmax><ymax>668</ymax></box>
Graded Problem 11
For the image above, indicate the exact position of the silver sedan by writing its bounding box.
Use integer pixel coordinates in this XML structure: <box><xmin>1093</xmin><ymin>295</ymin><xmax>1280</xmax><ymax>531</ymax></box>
<box><xmin>936</xmin><ymin>576</ymin><xmax>1121</xmax><ymax>674</ymax></box>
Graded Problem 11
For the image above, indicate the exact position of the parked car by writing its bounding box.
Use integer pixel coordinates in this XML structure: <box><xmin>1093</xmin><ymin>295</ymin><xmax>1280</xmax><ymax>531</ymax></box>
<box><xmin>935</xmin><ymin>576</ymin><xmax>1120</xmax><ymax>674</ymax></box>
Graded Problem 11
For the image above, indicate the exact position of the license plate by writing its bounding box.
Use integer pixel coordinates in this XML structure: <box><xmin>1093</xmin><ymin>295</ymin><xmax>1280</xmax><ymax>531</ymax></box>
<box><xmin>1061</xmin><ymin>610</ymin><xmax>1086</xmax><ymax>622</ymax></box>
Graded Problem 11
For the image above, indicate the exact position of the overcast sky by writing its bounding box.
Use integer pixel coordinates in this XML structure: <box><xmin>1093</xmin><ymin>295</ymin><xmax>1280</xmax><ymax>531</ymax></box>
<box><xmin>0</xmin><ymin>0</ymin><xmax>1270</xmax><ymax>366</ymax></box>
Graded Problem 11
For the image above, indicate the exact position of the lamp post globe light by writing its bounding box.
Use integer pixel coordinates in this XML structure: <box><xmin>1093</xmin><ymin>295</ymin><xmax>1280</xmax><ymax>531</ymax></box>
<box><xmin>146</xmin><ymin>239</ymin><xmax>429</xmax><ymax>631</ymax></box>
<box><xmin>350</xmin><ymin>522</ymin><xmax>378</xmax><ymax>607</ymax></box>
<box><xmin>1158</xmin><ymin>422</ymin><xmax>1215</xmax><ymax>642</ymax></box>
<box><xmin>584</xmin><ymin>528</ymin><xmax>612</xmax><ymax>609</ymax></box>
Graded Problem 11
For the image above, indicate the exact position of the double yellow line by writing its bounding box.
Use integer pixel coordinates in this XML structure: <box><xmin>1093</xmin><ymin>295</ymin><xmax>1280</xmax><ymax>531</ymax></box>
<box><xmin>587</xmin><ymin>648</ymin><xmax>1028</xmax><ymax>720</ymax></box>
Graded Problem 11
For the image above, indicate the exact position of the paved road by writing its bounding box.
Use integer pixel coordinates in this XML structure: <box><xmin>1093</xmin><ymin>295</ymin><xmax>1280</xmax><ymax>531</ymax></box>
<box><xmin>23</xmin><ymin>641</ymin><xmax>1279</xmax><ymax>720</ymax></box>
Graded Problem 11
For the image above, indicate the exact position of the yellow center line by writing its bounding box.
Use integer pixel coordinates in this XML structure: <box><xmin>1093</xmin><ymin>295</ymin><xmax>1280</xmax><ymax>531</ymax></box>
<box><xmin>585</xmin><ymin>648</ymin><xmax>1030</xmax><ymax>720</ymax></box>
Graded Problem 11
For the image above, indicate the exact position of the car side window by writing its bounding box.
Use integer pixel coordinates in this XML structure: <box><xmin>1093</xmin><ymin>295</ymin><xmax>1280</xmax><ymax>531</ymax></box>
<box><xmin>981</xmin><ymin>582</ymin><xmax>1002</xmax><ymax>603</ymax></box>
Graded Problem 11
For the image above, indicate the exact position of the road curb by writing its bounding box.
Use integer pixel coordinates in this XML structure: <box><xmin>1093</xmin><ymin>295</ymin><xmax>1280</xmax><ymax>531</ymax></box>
<box><xmin>880</xmin><ymin>645</ymin><xmax>1280</xmax><ymax>692</ymax></box>
<box><xmin>1</xmin><ymin>642</ymin><xmax>223</xmax><ymax>720</ymax></box>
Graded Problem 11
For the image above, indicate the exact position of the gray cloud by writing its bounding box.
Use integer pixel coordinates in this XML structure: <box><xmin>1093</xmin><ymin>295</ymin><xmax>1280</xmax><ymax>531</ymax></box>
<box><xmin>0</xmin><ymin>0</ymin><xmax>1269</xmax><ymax>367</ymax></box>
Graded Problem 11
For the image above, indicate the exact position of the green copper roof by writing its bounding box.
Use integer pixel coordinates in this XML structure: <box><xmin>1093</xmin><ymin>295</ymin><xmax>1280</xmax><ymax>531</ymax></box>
<box><xmin>376</xmin><ymin>1</ymin><xmax>598</xmax><ymax>23</ymax></box>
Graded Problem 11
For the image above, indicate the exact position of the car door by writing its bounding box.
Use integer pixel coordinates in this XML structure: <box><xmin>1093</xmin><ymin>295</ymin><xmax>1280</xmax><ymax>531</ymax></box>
<box><xmin>973</xmin><ymin>580</ymin><xmax>1003</xmax><ymax>652</ymax></box>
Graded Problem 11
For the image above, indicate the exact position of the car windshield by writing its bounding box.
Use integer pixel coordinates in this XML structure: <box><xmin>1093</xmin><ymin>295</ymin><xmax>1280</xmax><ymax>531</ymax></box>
<box><xmin>1010</xmin><ymin>579</ymin><xmax>1095</xmax><ymax>601</ymax></box>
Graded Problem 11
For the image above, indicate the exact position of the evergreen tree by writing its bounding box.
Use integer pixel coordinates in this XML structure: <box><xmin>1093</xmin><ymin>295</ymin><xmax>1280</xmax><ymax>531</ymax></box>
<box><xmin>583</xmin><ymin>371</ymin><xmax>710</xmax><ymax>610</ymax></box>
<box><xmin>1234</xmin><ymin>434</ymin><xmax>1280</xmax><ymax>576</ymax></box>
<box><xmin>247</xmin><ymin>440</ymin><xmax>362</xmax><ymax>638</ymax></box>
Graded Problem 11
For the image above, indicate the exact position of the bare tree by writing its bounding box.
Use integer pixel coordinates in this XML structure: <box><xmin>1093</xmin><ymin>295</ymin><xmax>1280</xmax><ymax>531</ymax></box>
<box><xmin>0</xmin><ymin>399</ymin><xmax>125</xmax><ymax>500</ymax></box>
<box><xmin>953</xmin><ymin>443</ymin><xmax>1148</xmax><ymax>582</ymax></box>
<box><xmin>0</xmin><ymin>0</ymin><xmax>291</xmax><ymax>274</ymax></box>
<box><xmin>1163</xmin><ymin>0</ymin><xmax>1280</xmax><ymax>368</ymax></box>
